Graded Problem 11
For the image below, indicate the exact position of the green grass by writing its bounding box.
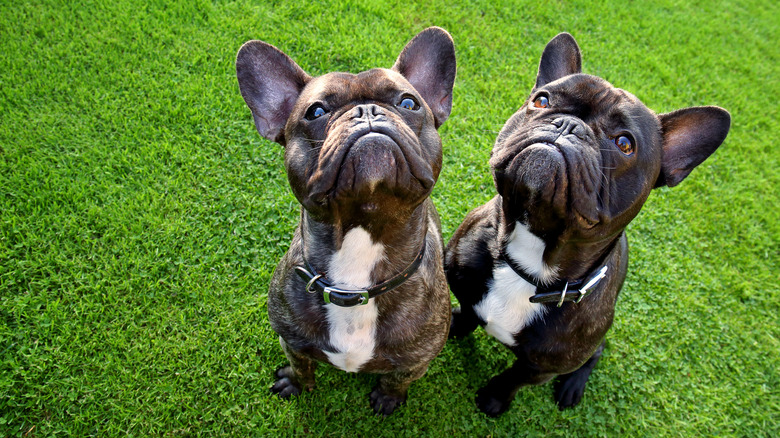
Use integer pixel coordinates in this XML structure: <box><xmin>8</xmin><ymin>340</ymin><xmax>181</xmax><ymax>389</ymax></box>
<box><xmin>1</xmin><ymin>0</ymin><xmax>777</xmax><ymax>436</ymax></box>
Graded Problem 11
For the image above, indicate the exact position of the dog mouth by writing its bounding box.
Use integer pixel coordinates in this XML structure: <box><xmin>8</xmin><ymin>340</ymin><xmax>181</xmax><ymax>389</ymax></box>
<box><xmin>305</xmin><ymin>125</ymin><xmax>436</xmax><ymax>208</ymax></box>
<box><xmin>492</xmin><ymin>135</ymin><xmax>602</xmax><ymax>227</ymax></box>
<box><xmin>498</xmin><ymin>139</ymin><xmax>567</xmax><ymax>205</ymax></box>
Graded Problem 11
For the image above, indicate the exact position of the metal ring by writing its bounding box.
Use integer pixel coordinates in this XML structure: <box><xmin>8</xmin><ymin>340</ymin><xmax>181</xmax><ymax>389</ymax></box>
<box><xmin>306</xmin><ymin>274</ymin><xmax>323</xmax><ymax>294</ymax></box>
<box><xmin>557</xmin><ymin>282</ymin><xmax>569</xmax><ymax>307</ymax></box>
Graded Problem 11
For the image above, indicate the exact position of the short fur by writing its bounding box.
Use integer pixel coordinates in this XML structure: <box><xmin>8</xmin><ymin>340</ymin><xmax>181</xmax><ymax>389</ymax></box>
<box><xmin>236</xmin><ymin>27</ymin><xmax>456</xmax><ymax>416</ymax></box>
<box><xmin>445</xmin><ymin>32</ymin><xmax>730</xmax><ymax>416</ymax></box>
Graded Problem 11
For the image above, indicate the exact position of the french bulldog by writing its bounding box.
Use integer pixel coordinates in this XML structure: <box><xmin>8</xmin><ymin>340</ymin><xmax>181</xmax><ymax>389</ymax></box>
<box><xmin>235</xmin><ymin>27</ymin><xmax>456</xmax><ymax>416</ymax></box>
<box><xmin>445</xmin><ymin>33</ymin><xmax>730</xmax><ymax>416</ymax></box>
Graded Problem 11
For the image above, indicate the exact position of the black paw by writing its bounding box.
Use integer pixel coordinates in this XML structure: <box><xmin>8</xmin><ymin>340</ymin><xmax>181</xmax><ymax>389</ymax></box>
<box><xmin>271</xmin><ymin>366</ymin><xmax>302</xmax><ymax>399</ymax></box>
<box><xmin>449</xmin><ymin>307</ymin><xmax>478</xmax><ymax>339</ymax></box>
<box><xmin>553</xmin><ymin>373</ymin><xmax>588</xmax><ymax>409</ymax></box>
<box><xmin>476</xmin><ymin>386</ymin><xmax>511</xmax><ymax>417</ymax></box>
<box><xmin>369</xmin><ymin>386</ymin><xmax>406</xmax><ymax>416</ymax></box>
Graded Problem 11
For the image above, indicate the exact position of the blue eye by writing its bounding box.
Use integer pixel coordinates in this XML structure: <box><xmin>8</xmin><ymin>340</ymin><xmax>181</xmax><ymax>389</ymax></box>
<box><xmin>614</xmin><ymin>135</ymin><xmax>635</xmax><ymax>155</ymax></box>
<box><xmin>305</xmin><ymin>104</ymin><xmax>328</xmax><ymax>120</ymax></box>
<box><xmin>398</xmin><ymin>97</ymin><xmax>418</xmax><ymax>110</ymax></box>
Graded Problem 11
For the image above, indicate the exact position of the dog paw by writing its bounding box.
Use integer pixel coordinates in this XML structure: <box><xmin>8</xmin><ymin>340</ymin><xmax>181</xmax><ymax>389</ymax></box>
<box><xmin>369</xmin><ymin>387</ymin><xmax>406</xmax><ymax>416</ymax></box>
<box><xmin>553</xmin><ymin>373</ymin><xmax>587</xmax><ymax>409</ymax></box>
<box><xmin>476</xmin><ymin>386</ymin><xmax>511</xmax><ymax>417</ymax></box>
<box><xmin>271</xmin><ymin>366</ymin><xmax>302</xmax><ymax>399</ymax></box>
<box><xmin>275</xmin><ymin>365</ymin><xmax>295</xmax><ymax>379</ymax></box>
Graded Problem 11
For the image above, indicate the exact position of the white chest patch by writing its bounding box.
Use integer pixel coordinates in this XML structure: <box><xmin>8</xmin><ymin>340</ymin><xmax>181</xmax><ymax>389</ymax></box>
<box><xmin>474</xmin><ymin>223</ymin><xmax>557</xmax><ymax>346</ymax></box>
<box><xmin>323</xmin><ymin>227</ymin><xmax>385</xmax><ymax>372</ymax></box>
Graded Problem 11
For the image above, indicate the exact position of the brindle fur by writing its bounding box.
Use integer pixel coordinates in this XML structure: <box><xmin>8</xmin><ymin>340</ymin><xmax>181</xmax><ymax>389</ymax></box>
<box><xmin>446</xmin><ymin>33</ymin><xmax>730</xmax><ymax>416</ymax></box>
<box><xmin>236</xmin><ymin>27</ymin><xmax>456</xmax><ymax>415</ymax></box>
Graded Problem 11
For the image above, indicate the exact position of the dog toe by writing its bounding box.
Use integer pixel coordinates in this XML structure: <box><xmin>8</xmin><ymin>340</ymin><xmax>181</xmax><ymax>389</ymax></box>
<box><xmin>476</xmin><ymin>387</ymin><xmax>511</xmax><ymax>417</ymax></box>
<box><xmin>271</xmin><ymin>376</ymin><xmax>302</xmax><ymax>399</ymax></box>
<box><xmin>369</xmin><ymin>387</ymin><xmax>406</xmax><ymax>416</ymax></box>
<box><xmin>553</xmin><ymin>375</ymin><xmax>586</xmax><ymax>409</ymax></box>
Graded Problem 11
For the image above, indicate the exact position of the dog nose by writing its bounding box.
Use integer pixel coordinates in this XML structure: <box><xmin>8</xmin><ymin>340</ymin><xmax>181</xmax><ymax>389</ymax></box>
<box><xmin>552</xmin><ymin>117</ymin><xmax>586</xmax><ymax>139</ymax></box>
<box><xmin>352</xmin><ymin>104</ymin><xmax>386</xmax><ymax>122</ymax></box>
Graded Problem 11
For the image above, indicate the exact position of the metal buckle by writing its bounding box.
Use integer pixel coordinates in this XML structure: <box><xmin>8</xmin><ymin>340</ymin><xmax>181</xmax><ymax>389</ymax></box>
<box><xmin>356</xmin><ymin>291</ymin><xmax>370</xmax><ymax>305</ymax></box>
<box><xmin>575</xmin><ymin>266</ymin><xmax>608</xmax><ymax>304</ymax></box>
<box><xmin>323</xmin><ymin>287</ymin><xmax>370</xmax><ymax>306</ymax></box>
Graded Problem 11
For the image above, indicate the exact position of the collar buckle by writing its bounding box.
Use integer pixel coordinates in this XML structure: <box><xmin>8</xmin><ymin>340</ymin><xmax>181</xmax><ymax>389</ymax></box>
<box><xmin>323</xmin><ymin>286</ymin><xmax>370</xmax><ymax>306</ymax></box>
<box><xmin>298</xmin><ymin>232</ymin><xmax>428</xmax><ymax>308</ymax></box>
<box><xmin>575</xmin><ymin>266</ymin><xmax>609</xmax><ymax>304</ymax></box>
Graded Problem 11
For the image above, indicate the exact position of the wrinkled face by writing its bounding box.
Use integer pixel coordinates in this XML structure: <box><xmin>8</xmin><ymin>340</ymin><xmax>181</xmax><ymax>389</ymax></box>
<box><xmin>491</xmin><ymin>74</ymin><xmax>663</xmax><ymax>243</ymax></box>
<box><xmin>284</xmin><ymin>68</ymin><xmax>443</xmax><ymax>225</ymax></box>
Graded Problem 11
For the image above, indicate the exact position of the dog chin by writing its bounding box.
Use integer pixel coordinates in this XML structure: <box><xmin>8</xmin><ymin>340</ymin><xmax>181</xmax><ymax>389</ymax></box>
<box><xmin>345</xmin><ymin>133</ymin><xmax>404</xmax><ymax>191</ymax></box>
<box><xmin>504</xmin><ymin>144</ymin><xmax>565</xmax><ymax>196</ymax></box>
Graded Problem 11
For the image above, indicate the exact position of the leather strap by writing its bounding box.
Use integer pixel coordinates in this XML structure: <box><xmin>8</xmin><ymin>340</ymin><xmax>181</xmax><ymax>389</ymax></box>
<box><xmin>499</xmin><ymin>247</ymin><xmax>608</xmax><ymax>306</ymax></box>
<box><xmin>294</xmin><ymin>238</ymin><xmax>427</xmax><ymax>307</ymax></box>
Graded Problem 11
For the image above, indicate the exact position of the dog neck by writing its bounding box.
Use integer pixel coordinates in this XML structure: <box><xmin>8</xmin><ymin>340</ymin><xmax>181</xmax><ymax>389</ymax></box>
<box><xmin>498</xmin><ymin>205</ymin><xmax>620</xmax><ymax>286</ymax></box>
<box><xmin>299</xmin><ymin>201</ymin><xmax>430</xmax><ymax>289</ymax></box>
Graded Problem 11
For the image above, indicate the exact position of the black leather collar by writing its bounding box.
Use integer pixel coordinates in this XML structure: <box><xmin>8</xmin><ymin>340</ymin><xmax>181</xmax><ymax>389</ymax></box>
<box><xmin>499</xmin><ymin>247</ymin><xmax>608</xmax><ymax>307</ymax></box>
<box><xmin>294</xmin><ymin>238</ymin><xmax>427</xmax><ymax>308</ymax></box>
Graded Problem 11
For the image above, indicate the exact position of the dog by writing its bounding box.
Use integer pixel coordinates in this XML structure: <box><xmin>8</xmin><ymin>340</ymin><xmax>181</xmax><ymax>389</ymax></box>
<box><xmin>235</xmin><ymin>27</ymin><xmax>456</xmax><ymax>416</ymax></box>
<box><xmin>445</xmin><ymin>32</ymin><xmax>730</xmax><ymax>416</ymax></box>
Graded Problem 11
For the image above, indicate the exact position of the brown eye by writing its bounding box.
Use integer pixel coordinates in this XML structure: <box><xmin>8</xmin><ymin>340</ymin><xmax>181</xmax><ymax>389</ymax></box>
<box><xmin>614</xmin><ymin>135</ymin><xmax>634</xmax><ymax>155</ymax></box>
<box><xmin>533</xmin><ymin>95</ymin><xmax>549</xmax><ymax>108</ymax></box>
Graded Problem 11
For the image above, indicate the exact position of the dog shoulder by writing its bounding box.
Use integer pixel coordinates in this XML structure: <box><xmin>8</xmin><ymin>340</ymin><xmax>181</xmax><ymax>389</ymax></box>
<box><xmin>446</xmin><ymin>196</ymin><xmax>500</xmax><ymax>267</ymax></box>
<box><xmin>445</xmin><ymin>197</ymin><xmax>501</xmax><ymax>303</ymax></box>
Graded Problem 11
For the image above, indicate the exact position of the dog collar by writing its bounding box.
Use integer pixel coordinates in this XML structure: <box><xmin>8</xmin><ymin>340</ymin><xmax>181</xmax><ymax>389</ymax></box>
<box><xmin>499</xmin><ymin>248</ymin><xmax>608</xmax><ymax>307</ymax></box>
<box><xmin>294</xmin><ymin>238</ymin><xmax>427</xmax><ymax>308</ymax></box>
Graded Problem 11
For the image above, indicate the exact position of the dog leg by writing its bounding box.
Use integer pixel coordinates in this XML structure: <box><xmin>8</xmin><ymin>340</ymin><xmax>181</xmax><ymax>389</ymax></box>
<box><xmin>449</xmin><ymin>306</ymin><xmax>480</xmax><ymax>338</ymax></box>
<box><xmin>271</xmin><ymin>337</ymin><xmax>317</xmax><ymax>398</ymax></box>
<box><xmin>553</xmin><ymin>340</ymin><xmax>605</xmax><ymax>409</ymax></box>
<box><xmin>369</xmin><ymin>364</ymin><xmax>428</xmax><ymax>416</ymax></box>
<box><xmin>476</xmin><ymin>361</ymin><xmax>554</xmax><ymax>417</ymax></box>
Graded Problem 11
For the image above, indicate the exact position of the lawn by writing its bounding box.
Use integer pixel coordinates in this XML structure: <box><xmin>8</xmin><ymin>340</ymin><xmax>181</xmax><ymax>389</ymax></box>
<box><xmin>1</xmin><ymin>0</ymin><xmax>777</xmax><ymax>436</ymax></box>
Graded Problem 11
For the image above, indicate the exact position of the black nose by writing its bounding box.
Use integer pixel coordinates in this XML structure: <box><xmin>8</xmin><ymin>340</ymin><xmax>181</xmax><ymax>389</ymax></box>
<box><xmin>351</xmin><ymin>104</ymin><xmax>386</xmax><ymax>121</ymax></box>
<box><xmin>552</xmin><ymin>117</ymin><xmax>587</xmax><ymax>140</ymax></box>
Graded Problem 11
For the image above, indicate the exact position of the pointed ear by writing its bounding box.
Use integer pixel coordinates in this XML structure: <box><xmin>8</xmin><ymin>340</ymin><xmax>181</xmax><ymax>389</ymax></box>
<box><xmin>656</xmin><ymin>106</ymin><xmax>731</xmax><ymax>187</ymax></box>
<box><xmin>236</xmin><ymin>40</ymin><xmax>311</xmax><ymax>144</ymax></box>
<box><xmin>392</xmin><ymin>27</ymin><xmax>457</xmax><ymax>127</ymax></box>
<box><xmin>535</xmin><ymin>32</ymin><xmax>582</xmax><ymax>88</ymax></box>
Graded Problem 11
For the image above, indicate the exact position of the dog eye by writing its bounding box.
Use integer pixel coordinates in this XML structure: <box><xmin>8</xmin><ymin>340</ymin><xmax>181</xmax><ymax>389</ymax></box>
<box><xmin>305</xmin><ymin>104</ymin><xmax>328</xmax><ymax>120</ymax></box>
<box><xmin>533</xmin><ymin>95</ymin><xmax>550</xmax><ymax>109</ymax></box>
<box><xmin>398</xmin><ymin>97</ymin><xmax>419</xmax><ymax>111</ymax></box>
<box><xmin>614</xmin><ymin>135</ymin><xmax>634</xmax><ymax>155</ymax></box>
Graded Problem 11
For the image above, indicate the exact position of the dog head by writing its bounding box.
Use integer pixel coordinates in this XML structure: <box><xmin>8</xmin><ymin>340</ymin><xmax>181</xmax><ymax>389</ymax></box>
<box><xmin>236</xmin><ymin>28</ymin><xmax>456</xmax><ymax>229</ymax></box>
<box><xmin>490</xmin><ymin>33</ymin><xmax>730</xmax><ymax>244</ymax></box>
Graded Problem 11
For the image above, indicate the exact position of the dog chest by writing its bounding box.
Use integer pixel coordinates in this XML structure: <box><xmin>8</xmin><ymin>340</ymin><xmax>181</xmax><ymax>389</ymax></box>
<box><xmin>474</xmin><ymin>223</ymin><xmax>552</xmax><ymax>346</ymax></box>
<box><xmin>324</xmin><ymin>303</ymin><xmax>379</xmax><ymax>372</ymax></box>
<box><xmin>323</xmin><ymin>227</ymin><xmax>385</xmax><ymax>372</ymax></box>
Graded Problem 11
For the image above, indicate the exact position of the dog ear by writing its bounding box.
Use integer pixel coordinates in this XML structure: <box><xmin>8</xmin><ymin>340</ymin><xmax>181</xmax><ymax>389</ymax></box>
<box><xmin>236</xmin><ymin>40</ymin><xmax>311</xmax><ymax>145</ymax></box>
<box><xmin>392</xmin><ymin>27</ymin><xmax>457</xmax><ymax>127</ymax></box>
<box><xmin>535</xmin><ymin>32</ymin><xmax>582</xmax><ymax>88</ymax></box>
<box><xmin>655</xmin><ymin>106</ymin><xmax>731</xmax><ymax>187</ymax></box>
